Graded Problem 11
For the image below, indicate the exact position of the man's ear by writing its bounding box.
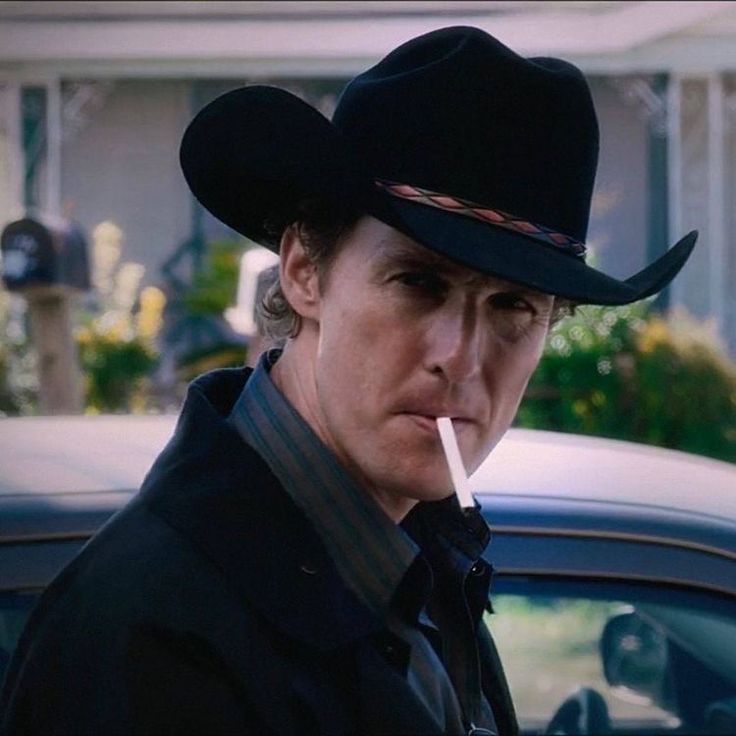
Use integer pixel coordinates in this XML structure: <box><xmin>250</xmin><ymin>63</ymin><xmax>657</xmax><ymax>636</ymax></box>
<box><xmin>278</xmin><ymin>225</ymin><xmax>321</xmax><ymax>322</ymax></box>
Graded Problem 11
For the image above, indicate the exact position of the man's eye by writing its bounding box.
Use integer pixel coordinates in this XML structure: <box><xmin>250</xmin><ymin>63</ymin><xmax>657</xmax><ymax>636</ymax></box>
<box><xmin>396</xmin><ymin>272</ymin><xmax>446</xmax><ymax>293</ymax></box>
<box><xmin>490</xmin><ymin>293</ymin><xmax>534</xmax><ymax>312</ymax></box>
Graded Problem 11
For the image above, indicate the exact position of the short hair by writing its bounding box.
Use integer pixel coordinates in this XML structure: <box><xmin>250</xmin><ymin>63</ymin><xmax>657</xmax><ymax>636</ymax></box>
<box><xmin>256</xmin><ymin>200</ymin><xmax>575</xmax><ymax>339</ymax></box>
<box><xmin>257</xmin><ymin>198</ymin><xmax>360</xmax><ymax>340</ymax></box>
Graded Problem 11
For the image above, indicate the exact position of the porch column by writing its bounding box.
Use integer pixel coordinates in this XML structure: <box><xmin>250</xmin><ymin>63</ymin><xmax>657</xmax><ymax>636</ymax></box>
<box><xmin>0</xmin><ymin>80</ymin><xmax>23</xmax><ymax>225</ymax></box>
<box><xmin>725</xmin><ymin>75</ymin><xmax>736</xmax><ymax>356</ymax></box>
<box><xmin>45</xmin><ymin>77</ymin><xmax>62</xmax><ymax>219</ymax></box>
<box><xmin>669</xmin><ymin>74</ymin><xmax>731</xmax><ymax>352</ymax></box>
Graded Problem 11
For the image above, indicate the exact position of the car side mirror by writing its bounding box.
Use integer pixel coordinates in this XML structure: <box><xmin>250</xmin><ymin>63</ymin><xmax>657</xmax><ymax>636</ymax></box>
<box><xmin>600</xmin><ymin>610</ymin><xmax>673</xmax><ymax>710</ymax></box>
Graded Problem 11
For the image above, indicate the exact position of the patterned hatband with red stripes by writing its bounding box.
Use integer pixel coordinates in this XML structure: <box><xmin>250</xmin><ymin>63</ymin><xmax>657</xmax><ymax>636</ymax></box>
<box><xmin>374</xmin><ymin>180</ymin><xmax>587</xmax><ymax>260</ymax></box>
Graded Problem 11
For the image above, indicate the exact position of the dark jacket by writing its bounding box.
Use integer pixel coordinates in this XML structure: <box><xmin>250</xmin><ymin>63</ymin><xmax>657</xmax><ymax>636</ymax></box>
<box><xmin>1</xmin><ymin>368</ymin><xmax>518</xmax><ymax>736</ymax></box>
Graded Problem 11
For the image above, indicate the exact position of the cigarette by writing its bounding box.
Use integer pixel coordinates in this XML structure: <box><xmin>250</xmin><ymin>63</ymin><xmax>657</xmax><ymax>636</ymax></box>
<box><xmin>436</xmin><ymin>417</ymin><xmax>475</xmax><ymax>509</ymax></box>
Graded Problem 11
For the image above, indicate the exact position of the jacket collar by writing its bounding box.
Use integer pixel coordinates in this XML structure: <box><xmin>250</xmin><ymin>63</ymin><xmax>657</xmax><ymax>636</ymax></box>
<box><xmin>141</xmin><ymin>366</ymin><xmax>492</xmax><ymax>651</ymax></box>
<box><xmin>142</xmin><ymin>368</ymin><xmax>382</xmax><ymax>652</ymax></box>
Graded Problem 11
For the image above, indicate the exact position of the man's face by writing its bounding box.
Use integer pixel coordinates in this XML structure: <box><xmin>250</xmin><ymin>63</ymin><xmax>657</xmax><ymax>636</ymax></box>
<box><xmin>282</xmin><ymin>216</ymin><xmax>554</xmax><ymax>518</ymax></box>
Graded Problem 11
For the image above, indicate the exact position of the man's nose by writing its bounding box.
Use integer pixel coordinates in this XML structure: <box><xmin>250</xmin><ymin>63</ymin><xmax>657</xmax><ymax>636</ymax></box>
<box><xmin>425</xmin><ymin>304</ymin><xmax>484</xmax><ymax>383</ymax></box>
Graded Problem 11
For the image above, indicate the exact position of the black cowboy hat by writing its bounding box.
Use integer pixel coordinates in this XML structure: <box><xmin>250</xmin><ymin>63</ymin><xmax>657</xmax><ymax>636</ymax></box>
<box><xmin>180</xmin><ymin>26</ymin><xmax>696</xmax><ymax>305</ymax></box>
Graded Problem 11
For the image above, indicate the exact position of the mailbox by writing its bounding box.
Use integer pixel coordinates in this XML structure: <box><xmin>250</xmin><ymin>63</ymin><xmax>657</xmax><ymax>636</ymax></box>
<box><xmin>1</xmin><ymin>216</ymin><xmax>90</xmax><ymax>292</ymax></box>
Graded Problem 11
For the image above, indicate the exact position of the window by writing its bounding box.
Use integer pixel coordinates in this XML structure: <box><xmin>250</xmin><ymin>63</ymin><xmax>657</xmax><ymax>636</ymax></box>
<box><xmin>486</xmin><ymin>577</ymin><xmax>736</xmax><ymax>735</ymax></box>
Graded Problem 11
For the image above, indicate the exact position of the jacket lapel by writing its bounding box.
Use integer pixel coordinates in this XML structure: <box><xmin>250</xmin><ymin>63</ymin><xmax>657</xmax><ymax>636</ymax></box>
<box><xmin>353</xmin><ymin>640</ymin><xmax>445</xmax><ymax>735</ymax></box>
<box><xmin>144</xmin><ymin>397</ymin><xmax>381</xmax><ymax>649</ymax></box>
<box><xmin>143</xmin><ymin>402</ymin><xmax>447</xmax><ymax>734</ymax></box>
<box><xmin>478</xmin><ymin>622</ymin><xmax>519</xmax><ymax>736</ymax></box>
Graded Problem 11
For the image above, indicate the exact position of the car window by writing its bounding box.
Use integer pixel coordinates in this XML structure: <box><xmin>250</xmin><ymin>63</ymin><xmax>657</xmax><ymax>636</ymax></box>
<box><xmin>0</xmin><ymin>592</ymin><xmax>39</xmax><ymax>685</ymax></box>
<box><xmin>486</xmin><ymin>576</ymin><xmax>736</xmax><ymax>735</ymax></box>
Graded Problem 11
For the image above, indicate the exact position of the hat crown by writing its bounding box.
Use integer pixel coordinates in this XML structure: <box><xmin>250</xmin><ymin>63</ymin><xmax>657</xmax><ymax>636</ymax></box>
<box><xmin>332</xmin><ymin>26</ymin><xmax>599</xmax><ymax>242</ymax></box>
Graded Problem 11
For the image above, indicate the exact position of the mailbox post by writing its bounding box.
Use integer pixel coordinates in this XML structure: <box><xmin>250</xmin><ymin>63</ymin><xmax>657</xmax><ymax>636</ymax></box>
<box><xmin>1</xmin><ymin>216</ymin><xmax>90</xmax><ymax>415</ymax></box>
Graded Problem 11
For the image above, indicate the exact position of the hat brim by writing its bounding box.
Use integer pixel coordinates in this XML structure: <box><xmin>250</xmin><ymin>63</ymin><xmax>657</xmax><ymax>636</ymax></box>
<box><xmin>381</xmin><ymin>197</ymin><xmax>697</xmax><ymax>305</ymax></box>
<box><xmin>180</xmin><ymin>86</ymin><xmax>370</xmax><ymax>242</ymax></box>
<box><xmin>180</xmin><ymin>85</ymin><xmax>696</xmax><ymax>306</ymax></box>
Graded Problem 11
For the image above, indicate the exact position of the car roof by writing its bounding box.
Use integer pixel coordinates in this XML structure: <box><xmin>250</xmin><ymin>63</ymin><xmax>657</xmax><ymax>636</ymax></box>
<box><xmin>0</xmin><ymin>414</ymin><xmax>177</xmax><ymax>496</ymax></box>
<box><xmin>1</xmin><ymin>416</ymin><xmax>734</xmax><ymax>592</ymax></box>
<box><xmin>1</xmin><ymin>416</ymin><xmax>734</xmax><ymax>513</ymax></box>
<box><xmin>471</xmin><ymin>428</ymin><xmax>736</xmax><ymax>523</ymax></box>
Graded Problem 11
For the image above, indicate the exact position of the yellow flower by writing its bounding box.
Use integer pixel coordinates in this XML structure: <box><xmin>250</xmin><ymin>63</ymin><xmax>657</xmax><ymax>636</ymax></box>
<box><xmin>103</xmin><ymin>316</ymin><xmax>131</xmax><ymax>342</ymax></box>
<box><xmin>74</xmin><ymin>326</ymin><xmax>92</xmax><ymax>346</ymax></box>
<box><xmin>136</xmin><ymin>286</ymin><xmax>166</xmax><ymax>341</ymax></box>
<box><xmin>591</xmin><ymin>390</ymin><xmax>606</xmax><ymax>408</ymax></box>
<box><xmin>637</xmin><ymin>317</ymin><xmax>669</xmax><ymax>354</ymax></box>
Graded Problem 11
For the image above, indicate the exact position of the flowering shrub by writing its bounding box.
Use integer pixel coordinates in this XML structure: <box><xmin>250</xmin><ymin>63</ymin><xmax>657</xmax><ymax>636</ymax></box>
<box><xmin>518</xmin><ymin>304</ymin><xmax>736</xmax><ymax>463</ymax></box>
<box><xmin>76</xmin><ymin>285</ymin><xmax>165</xmax><ymax>413</ymax></box>
<box><xmin>0</xmin><ymin>289</ymin><xmax>38</xmax><ymax>415</ymax></box>
<box><xmin>75</xmin><ymin>222</ymin><xmax>166</xmax><ymax>413</ymax></box>
<box><xmin>175</xmin><ymin>239</ymin><xmax>248</xmax><ymax>380</ymax></box>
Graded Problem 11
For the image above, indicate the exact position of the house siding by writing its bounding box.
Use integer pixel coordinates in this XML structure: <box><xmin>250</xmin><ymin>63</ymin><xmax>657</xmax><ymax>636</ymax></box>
<box><xmin>60</xmin><ymin>79</ymin><xmax>192</xmax><ymax>287</ymax></box>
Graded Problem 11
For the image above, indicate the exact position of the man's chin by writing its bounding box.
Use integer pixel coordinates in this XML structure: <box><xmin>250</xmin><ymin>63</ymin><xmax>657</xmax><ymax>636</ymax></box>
<box><xmin>388</xmin><ymin>475</ymin><xmax>456</xmax><ymax>505</ymax></box>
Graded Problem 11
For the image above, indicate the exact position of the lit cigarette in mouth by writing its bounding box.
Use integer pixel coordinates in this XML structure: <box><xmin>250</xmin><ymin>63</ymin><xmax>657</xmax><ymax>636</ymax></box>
<box><xmin>436</xmin><ymin>417</ymin><xmax>475</xmax><ymax>509</ymax></box>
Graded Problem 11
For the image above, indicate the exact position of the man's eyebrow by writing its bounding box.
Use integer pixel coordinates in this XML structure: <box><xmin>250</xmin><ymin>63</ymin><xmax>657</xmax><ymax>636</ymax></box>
<box><xmin>372</xmin><ymin>241</ymin><xmax>460</xmax><ymax>274</ymax></box>
<box><xmin>372</xmin><ymin>239</ymin><xmax>553</xmax><ymax>298</ymax></box>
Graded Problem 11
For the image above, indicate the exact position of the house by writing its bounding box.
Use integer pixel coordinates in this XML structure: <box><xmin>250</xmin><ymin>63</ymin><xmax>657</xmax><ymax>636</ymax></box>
<box><xmin>1</xmin><ymin>1</ymin><xmax>735</xmax><ymax>355</ymax></box>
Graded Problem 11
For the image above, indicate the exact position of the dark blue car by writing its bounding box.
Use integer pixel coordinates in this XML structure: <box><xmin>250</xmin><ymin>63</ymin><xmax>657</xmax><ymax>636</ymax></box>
<box><xmin>1</xmin><ymin>416</ymin><xmax>735</xmax><ymax>734</ymax></box>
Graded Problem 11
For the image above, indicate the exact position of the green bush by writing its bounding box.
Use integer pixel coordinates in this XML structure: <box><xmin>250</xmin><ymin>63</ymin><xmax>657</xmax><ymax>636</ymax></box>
<box><xmin>77</xmin><ymin>329</ymin><xmax>157</xmax><ymax>413</ymax></box>
<box><xmin>518</xmin><ymin>304</ymin><xmax>736</xmax><ymax>463</ymax></box>
<box><xmin>181</xmin><ymin>240</ymin><xmax>243</xmax><ymax>316</ymax></box>
<box><xmin>75</xmin><ymin>285</ymin><xmax>166</xmax><ymax>413</ymax></box>
<box><xmin>0</xmin><ymin>289</ymin><xmax>38</xmax><ymax>416</ymax></box>
<box><xmin>175</xmin><ymin>239</ymin><xmax>249</xmax><ymax>379</ymax></box>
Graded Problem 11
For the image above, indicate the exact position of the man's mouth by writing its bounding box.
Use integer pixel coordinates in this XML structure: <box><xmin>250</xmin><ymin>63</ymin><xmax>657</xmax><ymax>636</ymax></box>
<box><xmin>400</xmin><ymin>411</ymin><xmax>474</xmax><ymax>434</ymax></box>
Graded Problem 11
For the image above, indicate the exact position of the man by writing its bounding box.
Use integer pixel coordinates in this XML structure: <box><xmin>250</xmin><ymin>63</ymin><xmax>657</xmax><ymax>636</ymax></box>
<box><xmin>1</xmin><ymin>26</ymin><xmax>695</xmax><ymax>736</ymax></box>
